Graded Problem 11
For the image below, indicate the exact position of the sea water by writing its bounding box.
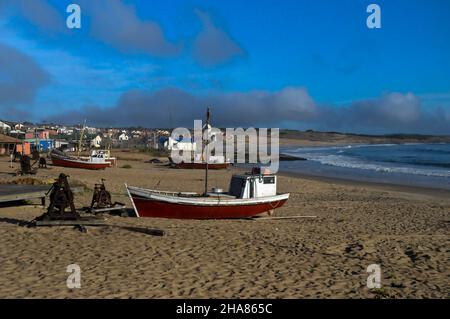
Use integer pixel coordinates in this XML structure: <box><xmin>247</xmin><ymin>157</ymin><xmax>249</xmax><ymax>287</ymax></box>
<box><xmin>281</xmin><ymin>143</ymin><xmax>450</xmax><ymax>190</ymax></box>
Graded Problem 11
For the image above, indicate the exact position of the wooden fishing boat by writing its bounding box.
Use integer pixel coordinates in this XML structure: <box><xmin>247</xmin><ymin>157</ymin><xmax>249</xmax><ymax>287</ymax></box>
<box><xmin>50</xmin><ymin>150</ymin><xmax>110</xmax><ymax>170</ymax></box>
<box><xmin>50</xmin><ymin>120</ymin><xmax>112</xmax><ymax>170</ymax></box>
<box><xmin>126</xmin><ymin>169</ymin><xmax>289</xmax><ymax>219</ymax></box>
<box><xmin>126</xmin><ymin>108</ymin><xmax>288</xmax><ymax>219</ymax></box>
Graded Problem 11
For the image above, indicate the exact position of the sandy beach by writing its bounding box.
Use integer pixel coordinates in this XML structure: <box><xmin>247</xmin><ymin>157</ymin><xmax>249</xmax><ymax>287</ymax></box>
<box><xmin>0</xmin><ymin>150</ymin><xmax>448</xmax><ymax>299</ymax></box>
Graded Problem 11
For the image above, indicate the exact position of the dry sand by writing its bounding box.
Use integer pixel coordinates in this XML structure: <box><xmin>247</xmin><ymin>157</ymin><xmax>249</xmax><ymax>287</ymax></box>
<box><xmin>0</xmin><ymin>151</ymin><xmax>448</xmax><ymax>298</ymax></box>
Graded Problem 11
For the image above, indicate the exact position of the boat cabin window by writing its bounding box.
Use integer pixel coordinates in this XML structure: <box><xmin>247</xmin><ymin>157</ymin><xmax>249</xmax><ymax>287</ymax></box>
<box><xmin>263</xmin><ymin>177</ymin><xmax>275</xmax><ymax>184</ymax></box>
<box><xmin>228</xmin><ymin>177</ymin><xmax>246</xmax><ymax>198</ymax></box>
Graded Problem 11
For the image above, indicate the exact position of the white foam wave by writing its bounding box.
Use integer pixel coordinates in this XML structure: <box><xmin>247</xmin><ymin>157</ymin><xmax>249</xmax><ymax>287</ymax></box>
<box><xmin>305</xmin><ymin>154</ymin><xmax>450</xmax><ymax>178</ymax></box>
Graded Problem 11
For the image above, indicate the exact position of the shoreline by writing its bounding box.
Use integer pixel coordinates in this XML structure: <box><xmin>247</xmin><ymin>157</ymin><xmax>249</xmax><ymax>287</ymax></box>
<box><xmin>277</xmin><ymin>169</ymin><xmax>450</xmax><ymax>200</ymax></box>
<box><xmin>233</xmin><ymin>163</ymin><xmax>450</xmax><ymax>199</ymax></box>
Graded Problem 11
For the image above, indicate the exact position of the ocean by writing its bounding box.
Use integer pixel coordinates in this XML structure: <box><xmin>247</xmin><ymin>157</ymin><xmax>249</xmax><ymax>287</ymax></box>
<box><xmin>280</xmin><ymin>143</ymin><xmax>450</xmax><ymax>190</ymax></box>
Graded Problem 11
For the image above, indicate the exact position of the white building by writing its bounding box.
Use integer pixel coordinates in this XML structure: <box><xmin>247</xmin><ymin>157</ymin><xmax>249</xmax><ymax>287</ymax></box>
<box><xmin>166</xmin><ymin>137</ymin><xmax>196</xmax><ymax>151</ymax></box>
<box><xmin>118</xmin><ymin>133</ymin><xmax>129</xmax><ymax>141</ymax></box>
<box><xmin>86</xmin><ymin>126</ymin><xmax>99</xmax><ymax>135</ymax></box>
<box><xmin>14</xmin><ymin>123</ymin><xmax>25</xmax><ymax>130</ymax></box>
<box><xmin>91</xmin><ymin>135</ymin><xmax>102</xmax><ymax>148</ymax></box>
<box><xmin>0</xmin><ymin>121</ymin><xmax>11</xmax><ymax>133</ymax></box>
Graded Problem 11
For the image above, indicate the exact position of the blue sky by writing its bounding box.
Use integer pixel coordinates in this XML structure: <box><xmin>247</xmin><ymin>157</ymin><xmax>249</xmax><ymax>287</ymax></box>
<box><xmin>0</xmin><ymin>0</ymin><xmax>449</xmax><ymax>134</ymax></box>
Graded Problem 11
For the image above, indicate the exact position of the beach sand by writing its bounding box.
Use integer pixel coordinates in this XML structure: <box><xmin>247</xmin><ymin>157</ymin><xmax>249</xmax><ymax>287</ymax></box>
<box><xmin>0</xmin><ymin>151</ymin><xmax>448</xmax><ymax>298</ymax></box>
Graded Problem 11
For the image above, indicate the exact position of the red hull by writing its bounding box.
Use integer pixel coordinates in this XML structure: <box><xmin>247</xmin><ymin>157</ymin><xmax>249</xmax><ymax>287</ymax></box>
<box><xmin>175</xmin><ymin>162</ymin><xmax>230</xmax><ymax>170</ymax></box>
<box><xmin>131</xmin><ymin>195</ymin><xmax>287</xmax><ymax>219</ymax></box>
<box><xmin>51</xmin><ymin>157</ymin><xmax>110</xmax><ymax>170</ymax></box>
<box><xmin>105</xmin><ymin>158</ymin><xmax>117</xmax><ymax>167</ymax></box>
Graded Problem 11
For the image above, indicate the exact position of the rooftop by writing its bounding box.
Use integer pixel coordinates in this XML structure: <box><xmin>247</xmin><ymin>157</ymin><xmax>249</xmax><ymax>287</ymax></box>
<box><xmin>0</xmin><ymin>134</ymin><xmax>21</xmax><ymax>144</ymax></box>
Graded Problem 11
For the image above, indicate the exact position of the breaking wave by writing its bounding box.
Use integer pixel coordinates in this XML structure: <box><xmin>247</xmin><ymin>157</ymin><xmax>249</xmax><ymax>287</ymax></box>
<box><xmin>283</xmin><ymin>143</ymin><xmax>450</xmax><ymax>178</ymax></box>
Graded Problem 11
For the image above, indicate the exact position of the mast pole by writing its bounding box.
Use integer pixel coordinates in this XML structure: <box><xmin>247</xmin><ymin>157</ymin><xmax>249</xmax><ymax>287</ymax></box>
<box><xmin>77</xmin><ymin>119</ymin><xmax>86</xmax><ymax>157</ymax></box>
<box><xmin>204</xmin><ymin>108</ymin><xmax>211</xmax><ymax>195</ymax></box>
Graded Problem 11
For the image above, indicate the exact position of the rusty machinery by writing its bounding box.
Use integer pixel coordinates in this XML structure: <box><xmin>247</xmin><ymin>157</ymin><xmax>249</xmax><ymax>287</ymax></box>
<box><xmin>38</xmin><ymin>173</ymin><xmax>80</xmax><ymax>221</ymax></box>
<box><xmin>38</xmin><ymin>157</ymin><xmax>47</xmax><ymax>168</ymax></box>
<box><xmin>89</xmin><ymin>179</ymin><xmax>126</xmax><ymax>214</ymax></box>
<box><xmin>90</xmin><ymin>179</ymin><xmax>113</xmax><ymax>209</ymax></box>
<box><xmin>19</xmin><ymin>155</ymin><xmax>38</xmax><ymax>175</ymax></box>
<box><xmin>33</xmin><ymin>173</ymin><xmax>107</xmax><ymax>232</ymax></box>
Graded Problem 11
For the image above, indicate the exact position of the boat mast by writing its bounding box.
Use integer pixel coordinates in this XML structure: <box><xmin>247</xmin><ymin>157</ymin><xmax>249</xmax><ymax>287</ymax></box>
<box><xmin>204</xmin><ymin>108</ymin><xmax>211</xmax><ymax>195</ymax></box>
<box><xmin>77</xmin><ymin>119</ymin><xmax>86</xmax><ymax>157</ymax></box>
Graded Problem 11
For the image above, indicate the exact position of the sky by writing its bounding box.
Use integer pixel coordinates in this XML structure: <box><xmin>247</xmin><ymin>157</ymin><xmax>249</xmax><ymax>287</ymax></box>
<box><xmin>0</xmin><ymin>0</ymin><xmax>449</xmax><ymax>134</ymax></box>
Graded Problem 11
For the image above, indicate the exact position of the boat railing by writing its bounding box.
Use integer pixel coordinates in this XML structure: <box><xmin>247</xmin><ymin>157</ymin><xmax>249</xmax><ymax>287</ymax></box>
<box><xmin>146</xmin><ymin>189</ymin><xmax>199</xmax><ymax>197</ymax></box>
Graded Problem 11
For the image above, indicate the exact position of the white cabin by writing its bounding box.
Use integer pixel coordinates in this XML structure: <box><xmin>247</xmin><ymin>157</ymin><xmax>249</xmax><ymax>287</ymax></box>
<box><xmin>227</xmin><ymin>174</ymin><xmax>277</xmax><ymax>199</ymax></box>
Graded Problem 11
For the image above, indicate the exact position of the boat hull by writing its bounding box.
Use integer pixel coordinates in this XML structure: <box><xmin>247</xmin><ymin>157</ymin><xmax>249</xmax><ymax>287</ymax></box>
<box><xmin>51</xmin><ymin>156</ymin><xmax>110</xmax><ymax>170</ymax></box>
<box><xmin>129</xmin><ymin>194</ymin><xmax>288</xmax><ymax>219</ymax></box>
<box><xmin>105</xmin><ymin>158</ymin><xmax>117</xmax><ymax>167</ymax></box>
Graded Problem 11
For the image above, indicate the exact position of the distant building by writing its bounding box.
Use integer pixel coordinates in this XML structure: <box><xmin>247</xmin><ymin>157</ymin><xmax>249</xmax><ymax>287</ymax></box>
<box><xmin>0</xmin><ymin>121</ymin><xmax>11</xmax><ymax>134</ymax></box>
<box><xmin>58</xmin><ymin>127</ymin><xmax>67</xmax><ymax>134</ymax></box>
<box><xmin>165</xmin><ymin>136</ymin><xmax>197</xmax><ymax>151</ymax></box>
<box><xmin>14</xmin><ymin>123</ymin><xmax>25</xmax><ymax>131</ymax></box>
<box><xmin>91</xmin><ymin>135</ymin><xmax>102</xmax><ymax>148</ymax></box>
<box><xmin>86</xmin><ymin>126</ymin><xmax>98</xmax><ymax>135</ymax></box>
<box><xmin>25</xmin><ymin>138</ymin><xmax>54</xmax><ymax>152</ymax></box>
<box><xmin>47</xmin><ymin>129</ymin><xmax>58</xmax><ymax>137</ymax></box>
<box><xmin>0</xmin><ymin>133</ymin><xmax>20</xmax><ymax>155</ymax></box>
<box><xmin>54</xmin><ymin>139</ymin><xmax>74</xmax><ymax>151</ymax></box>
<box><xmin>118</xmin><ymin>133</ymin><xmax>129</xmax><ymax>141</ymax></box>
<box><xmin>9</xmin><ymin>130</ymin><xmax>26</xmax><ymax>139</ymax></box>
<box><xmin>37</xmin><ymin>129</ymin><xmax>50</xmax><ymax>140</ymax></box>
<box><xmin>15</xmin><ymin>142</ymin><xmax>31</xmax><ymax>155</ymax></box>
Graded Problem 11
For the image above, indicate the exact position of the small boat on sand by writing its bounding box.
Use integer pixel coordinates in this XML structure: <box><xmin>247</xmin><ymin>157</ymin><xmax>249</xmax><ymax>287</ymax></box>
<box><xmin>50</xmin><ymin>149</ymin><xmax>111</xmax><ymax>170</ymax></box>
<box><xmin>50</xmin><ymin>120</ymin><xmax>113</xmax><ymax>170</ymax></box>
<box><xmin>126</xmin><ymin>108</ymin><xmax>289</xmax><ymax>219</ymax></box>
<box><xmin>126</xmin><ymin>168</ymin><xmax>289</xmax><ymax>219</ymax></box>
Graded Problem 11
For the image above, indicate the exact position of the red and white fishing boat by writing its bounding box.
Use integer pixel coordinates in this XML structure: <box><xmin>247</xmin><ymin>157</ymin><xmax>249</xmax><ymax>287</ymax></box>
<box><xmin>50</xmin><ymin>149</ymin><xmax>111</xmax><ymax>170</ymax></box>
<box><xmin>50</xmin><ymin>120</ymin><xmax>113</xmax><ymax>170</ymax></box>
<box><xmin>126</xmin><ymin>108</ymin><xmax>288</xmax><ymax>219</ymax></box>
<box><xmin>126</xmin><ymin>168</ymin><xmax>289</xmax><ymax>219</ymax></box>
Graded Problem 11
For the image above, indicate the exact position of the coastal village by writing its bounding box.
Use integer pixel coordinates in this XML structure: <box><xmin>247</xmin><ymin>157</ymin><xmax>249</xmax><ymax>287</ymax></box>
<box><xmin>0</xmin><ymin>119</ymin><xmax>175</xmax><ymax>156</ymax></box>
